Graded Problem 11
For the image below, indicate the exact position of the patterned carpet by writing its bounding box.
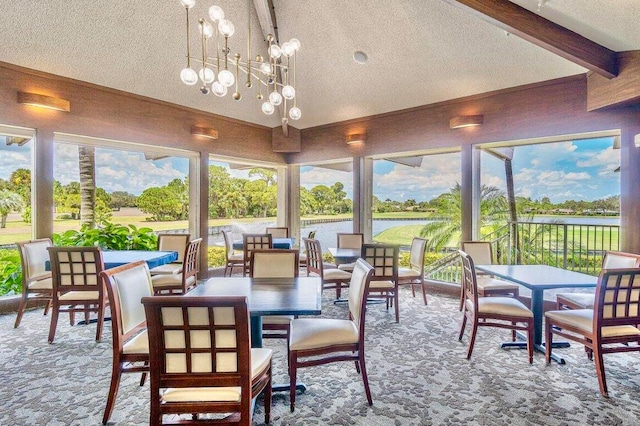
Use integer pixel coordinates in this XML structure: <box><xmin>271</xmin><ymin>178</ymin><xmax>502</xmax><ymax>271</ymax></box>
<box><xmin>2</xmin><ymin>286</ymin><xmax>640</xmax><ymax>425</ymax></box>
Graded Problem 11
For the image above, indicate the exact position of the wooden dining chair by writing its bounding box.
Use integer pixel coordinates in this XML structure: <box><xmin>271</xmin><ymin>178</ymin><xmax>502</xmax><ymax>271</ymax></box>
<box><xmin>141</xmin><ymin>295</ymin><xmax>272</xmax><ymax>425</ymax></box>
<box><xmin>242</xmin><ymin>233</ymin><xmax>273</xmax><ymax>276</ymax></box>
<box><xmin>545</xmin><ymin>268</ymin><xmax>640</xmax><ymax>397</ymax></box>
<box><xmin>397</xmin><ymin>237</ymin><xmax>428</xmax><ymax>305</ymax></box>
<box><xmin>289</xmin><ymin>258</ymin><xmax>375</xmax><ymax>412</ymax></box>
<box><xmin>304</xmin><ymin>238</ymin><xmax>352</xmax><ymax>300</ymax></box>
<box><xmin>361</xmin><ymin>243</ymin><xmax>400</xmax><ymax>322</ymax></box>
<box><xmin>266</xmin><ymin>226</ymin><xmax>289</xmax><ymax>238</ymax></box>
<box><xmin>459</xmin><ymin>241</ymin><xmax>520</xmax><ymax>311</ymax></box>
<box><xmin>151</xmin><ymin>238</ymin><xmax>201</xmax><ymax>295</ymax></box>
<box><xmin>458</xmin><ymin>250</ymin><xmax>534</xmax><ymax>363</ymax></box>
<box><xmin>336</xmin><ymin>233</ymin><xmax>364</xmax><ymax>272</ymax></box>
<box><xmin>222</xmin><ymin>230</ymin><xmax>244</xmax><ymax>276</ymax></box>
<box><xmin>556</xmin><ymin>250</ymin><xmax>640</xmax><ymax>310</ymax></box>
<box><xmin>14</xmin><ymin>238</ymin><xmax>53</xmax><ymax>328</ymax></box>
<box><xmin>100</xmin><ymin>261</ymin><xmax>153</xmax><ymax>425</ymax></box>
<box><xmin>298</xmin><ymin>230</ymin><xmax>317</xmax><ymax>268</ymax></box>
<box><xmin>47</xmin><ymin>246</ymin><xmax>109</xmax><ymax>343</ymax></box>
<box><xmin>250</xmin><ymin>249</ymin><xmax>299</xmax><ymax>343</ymax></box>
<box><xmin>149</xmin><ymin>233</ymin><xmax>190</xmax><ymax>275</ymax></box>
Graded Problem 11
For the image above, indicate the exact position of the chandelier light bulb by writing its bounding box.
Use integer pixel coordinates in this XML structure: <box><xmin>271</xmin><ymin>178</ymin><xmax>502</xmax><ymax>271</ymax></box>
<box><xmin>288</xmin><ymin>106</ymin><xmax>302</xmax><ymax>120</ymax></box>
<box><xmin>218</xmin><ymin>19</ymin><xmax>235</xmax><ymax>37</ymax></box>
<box><xmin>268</xmin><ymin>44</ymin><xmax>282</xmax><ymax>59</ymax></box>
<box><xmin>282</xmin><ymin>85</ymin><xmax>295</xmax><ymax>100</ymax></box>
<box><xmin>200</xmin><ymin>21</ymin><xmax>214</xmax><ymax>38</ymax></box>
<box><xmin>269</xmin><ymin>91</ymin><xmax>283</xmax><ymax>106</ymax></box>
<box><xmin>212</xmin><ymin>80</ymin><xmax>227</xmax><ymax>97</ymax></box>
<box><xmin>181</xmin><ymin>0</ymin><xmax>195</xmax><ymax>9</ymax></box>
<box><xmin>289</xmin><ymin>38</ymin><xmax>301</xmax><ymax>52</ymax></box>
<box><xmin>262</xmin><ymin>101</ymin><xmax>275</xmax><ymax>115</ymax></box>
<box><xmin>180</xmin><ymin>67</ymin><xmax>198</xmax><ymax>85</ymax></box>
<box><xmin>199</xmin><ymin>67</ymin><xmax>215</xmax><ymax>84</ymax></box>
<box><xmin>260</xmin><ymin>62</ymin><xmax>272</xmax><ymax>75</ymax></box>
<box><xmin>218</xmin><ymin>69</ymin><xmax>235</xmax><ymax>87</ymax></box>
<box><xmin>281</xmin><ymin>42</ymin><xmax>295</xmax><ymax>57</ymax></box>
<box><xmin>208</xmin><ymin>5</ymin><xmax>225</xmax><ymax>21</ymax></box>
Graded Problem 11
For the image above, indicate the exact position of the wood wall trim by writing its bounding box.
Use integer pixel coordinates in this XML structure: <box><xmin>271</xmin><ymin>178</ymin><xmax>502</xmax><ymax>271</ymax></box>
<box><xmin>587</xmin><ymin>50</ymin><xmax>640</xmax><ymax>111</ymax></box>
<box><xmin>444</xmin><ymin>0</ymin><xmax>618</xmax><ymax>79</ymax></box>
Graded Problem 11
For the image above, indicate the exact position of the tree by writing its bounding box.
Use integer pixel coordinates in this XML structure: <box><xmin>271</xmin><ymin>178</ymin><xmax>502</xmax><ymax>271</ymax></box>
<box><xmin>137</xmin><ymin>187</ymin><xmax>184</xmax><ymax>221</ymax></box>
<box><xmin>109</xmin><ymin>191</ymin><xmax>138</xmax><ymax>209</ymax></box>
<box><xmin>248</xmin><ymin>168</ymin><xmax>277</xmax><ymax>186</ymax></box>
<box><xmin>79</xmin><ymin>146</ymin><xmax>96</xmax><ymax>229</ymax></box>
<box><xmin>419</xmin><ymin>183</ymin><xmax>507</xmax><ymax>251</ymax></box>
<box><xmin>0</xmin><ymin>190</ymin><xmax>23</xmax><ymax>228</ymax></box>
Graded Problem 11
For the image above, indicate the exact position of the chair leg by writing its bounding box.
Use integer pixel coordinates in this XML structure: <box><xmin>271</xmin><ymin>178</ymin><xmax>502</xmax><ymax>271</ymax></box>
<box><xmin>44</xmin><ymin>299</ymin><xmax>52</xmax><ymax>315</ymax></box>
<box><xmin>466</xmin><ymin>321</ymin><xmax>478</xmax><ymax>360</ymax></box>
<box><xmin>264</xmin><ymin>365</ymin><xmax>272</xmax><ymax>424</ymax></box>
<box><xmin>458</xmin><ymin>313</ymin><xmax>467</xmax><ymax>341</ymax></box>
<box><xmin>96</xmin><ymin>302</ymin><xmax>105</xmax><ymax>342</ymax></box>
<box><xmin>394</xmin><ymin>291</ymin><xmax>399</xmax><ymax>323</ymax></box>
<box><xmin>459</xmin><ymin>284</ymin><xmax>465</xmax><ymax>311</ymax></box>
<box><xmin>48</xmin><ymin>305</ymin><xmax>60</xmax><ymax>344</ymax></box>
<box><xmin>511</xmin><ymin>323</ymin><xmax>517</xmax><ymax>342</ymax></box>
<box><xmin>102</xmin><ymin>363</ymin><xmax>122</xmax><ymax>425</ymax></box>
<box><xmin>336</xmin><ymin>282</ymin><xmax>341</xmax><ymax>300</ymax></box>
<box><xmin>526</xmin><ymin>321</ymin><xmax>534</xmax><ymax>364</ymax></box>
<box><xmin>421</xmin><ymin>281</ymin><xmax>428</xmax><ymax>305</ymax></box>
<box><xmin>410</xmin><ymin>283</ymin><xmax>416</xmax><ymax>297</ymax></box>
<box><xmin>69</xmin><ymin>309</ymin><xmax>75</xmax><ymax>326</ymax></box>
<box><xmin>289</xmin><ymin>352</ymin><xmax>297</xmax><ymax>412</ymax></box>
<box><xmin>545</xmin><ymin>319</ymin><xmax>553</xmax><ymax>364</ymax></box>
<box><xmin>84</xmin><ymin>308</ymin><xmax>90</xmax><ymax>326</ymax></box>
<box><xmin>359</xmin><ymin>350</ymin><xmax>373</xmax><ymax>406</ymax></box>
<box><xmin>593</xmin><ymin>346</ymin><xmax>609</xmax><ymax>397</ymax></box>
<box><xmin>13</xmin><ymin>295</ymin><xmax>28</xmax><ymax>328</ymax></box>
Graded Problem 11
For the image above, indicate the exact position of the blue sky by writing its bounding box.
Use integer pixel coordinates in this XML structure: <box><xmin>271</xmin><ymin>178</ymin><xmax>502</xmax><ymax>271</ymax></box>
<box><xmin>0</xmin><ymin>136</ymin><xmax>619</xmax><ymax>203</ymax></box>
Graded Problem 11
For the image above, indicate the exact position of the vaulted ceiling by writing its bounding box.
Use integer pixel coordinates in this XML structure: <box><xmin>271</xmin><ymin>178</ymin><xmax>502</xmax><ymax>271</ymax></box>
<box><xmin>2</xmin><ymin>1</ymin><xmax>639</xmax><ymax>130</ymax></box>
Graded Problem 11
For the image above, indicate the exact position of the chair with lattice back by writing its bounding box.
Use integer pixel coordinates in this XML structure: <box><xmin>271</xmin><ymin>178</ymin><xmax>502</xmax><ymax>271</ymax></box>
<box><xmin>265</xmin><ymin>227</ymin><xmax>289</xmax><ymax>238</ymax></box>
<box><xmin>361</xmin><ymin>243</ymin><xmax>400</xmax><ymax>322</ymax></box>
<box><xmin>222</xmin><ymin>230</ymin><xmax>244</xmax><ymax>276</ymax></box>
<box><xmin>14</xmin><ymin>238</ymin><xmax>53</xmax><ymax>328</ymax></box>
<box><xmin>142</xmin><ymin>295</ymin><xmax>272</xmax><ymax>424</ymax></box>
<box><xmin>151</xmin><ymin>238</ymin><xmax>201</xmax><ymax>295</ymax></box>
<box><xmin>242</xmin><ymin>233</ymin><xmax>273</xmax><ymax>276</ymax></box>
<box><xmin>149</xmin><ymin>233</ymin><xmax>191</xmax><ymax>276</ymax></box>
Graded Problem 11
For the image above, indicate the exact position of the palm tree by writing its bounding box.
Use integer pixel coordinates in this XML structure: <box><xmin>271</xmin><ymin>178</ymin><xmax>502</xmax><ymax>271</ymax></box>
<box><xmin>0</xmin><ymin>190</ymin><xmax>23</xmax><ymax>228</ymax></box>
<box><xmin>419</xmin><ymin>183</ymin><xmax>507</xmax><ymax>251</ymax></box>
<box><xmin>79</xmin><ymin>146</ymin><xmax>96</xmax><ymax>229</ymax></box>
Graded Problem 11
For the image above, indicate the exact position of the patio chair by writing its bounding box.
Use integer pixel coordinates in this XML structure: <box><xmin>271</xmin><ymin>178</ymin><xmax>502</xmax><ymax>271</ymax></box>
<box><xmin>47</xmin><ymin>246</ymin><xmax>109</xmax><ymax>343</ymax></box>
<box><xmin>304</xmin><ymin>238</ymin><xmax>352</xmax><ymax>300</ymax></box>
<box><xmin>298</xmin><ymin>230</ymin><xmax>317</xmax><ymax>268</ymax></box>
<box><xmin>142</xmin><ymin>295</ymin><xmax>272</xmax><ymax>425</ymax></box>
<box><xmin>336</xmin><ymin>233</ymin><xmax>364</xmax><ymax>272</ymax></box>
<box><xmin>151</xmin><ymin>238</ymin><xmax>201</xmax><ymax>295</ymax></box>
<box><xmin>397</xmin><ymin>237</ymin><xmax>428</xmax><ymax>305</ymax></box>
<box><xmin>361</xmin><ymin>243</ymin><xmax>400</xmax><ymax>322</ymax></box>
<box><xmin>250</xmin><ymin>249</ymin><xmax>299</xmax><ymax>343</ymax></box>
<box><xmin>242</xmin><ymin>233</ymin><xmax>273</xmax><ymax>276</ymax></box>
<box><xmin>266</xmin><ymin>226</ymin><xmax>289</xmax><ymax>238</ymax></box>
<box><xmin>458</xmin><ymin>250</ymin><xmax>534</xmax><ymax>363</ymax></box>
<box><xmin>100</xmin><ymin>261</ymin><xmax>153</xmax><ymax>425</ymax></box>
<box><xmin>14</xmin><ymin>238</ymin><xmax>53</xmax><ymax>328</ymax></box>
<box><xmin>148</xmin><ymin>233</ymin><xmax>190</xmax><ymax>275</ymax></box>
<box><xmin>459</xmin><ymin>241</ymin><xmax>520</xmax><ymax>311</ymax></box>
<box><xmin>288</xmin><ymin>258</ymin><xmax>375</xmax><ymax>412</ymax></box>
<box><xmin>556</xmin><ymin>251</ymin><xmax>640</xmax><ymax>310</ymax></box>
<box><xmin>222</xmin><ymin>230</ymin><xmax>244</xmax><ymax>276</ymax></box>
<box><xmin>545</xmin><ymin>268</ymin><xmax>640</xmax><ymax>397</ymax></box>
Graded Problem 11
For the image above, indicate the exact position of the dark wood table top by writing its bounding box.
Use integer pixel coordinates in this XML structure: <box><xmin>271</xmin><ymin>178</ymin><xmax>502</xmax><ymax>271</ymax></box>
<box><xmin>187</xmin><ymin>276</ymin><xmax>322</xmax><ymax>317</ymax></box>
<box><xmin>328</xmin><ymin>247</ymin><xmax>360</xmax><ymax>263</ymax></box>
<box><xmin>232</xmin><ymin>238</ymin><xmax>295</xmax><ymax>250</ymax></box>
<box><xmin>474</xmin><ymin>264</ymin><xmax>597</xmax><ymax>290</ymax></box>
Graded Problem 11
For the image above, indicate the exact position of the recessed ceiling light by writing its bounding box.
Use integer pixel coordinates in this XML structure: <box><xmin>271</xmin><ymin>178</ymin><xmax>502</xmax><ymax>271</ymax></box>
<box><xmin>353</xmin><ymin>51</ymin><xmax>368</xmax><ymax>64</ymax></box>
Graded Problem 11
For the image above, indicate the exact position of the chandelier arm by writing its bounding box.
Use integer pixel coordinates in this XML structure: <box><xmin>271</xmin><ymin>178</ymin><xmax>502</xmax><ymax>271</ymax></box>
<box><xmin>185</xmin><ymin>7</ymin><xmax>191</xmax><ymax>68</ymax></box>
<box><xmin>246</xmin><ymin>0</ymin><xmax>252</xmax><ymax>88</ymax></box>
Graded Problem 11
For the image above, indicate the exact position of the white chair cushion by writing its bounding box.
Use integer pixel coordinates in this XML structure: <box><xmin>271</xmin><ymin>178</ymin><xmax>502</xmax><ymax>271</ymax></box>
<box><xmin>556</xmin><ymin>293</ymin><xmax>595</xmax><ymax>309</ymax></box>
<box><xmin>323</xmin><ymin>268</ymin><xmax>352</xmax><ymax>280</ymax></box>
<box><xmin>337</xmin><ymin>262</ymin><xmax>355</xmax><ymax>272</ymax></box>
<box><xmin>398</xmin><ymin>267</ymin><xmax>420</xmax><ymax>278</ymax></box>
<box><xmin>161</xmin><ymin>348</ymin><xmax>272</xmax><ymax>403</ymax></box>
<box><xmin>369</xmin><ymin>280</ymin><xmax>395</xmax><ymax>289</ymax></box>
<box><xmin>290</xmin><ymin>318</ymin><xmax>358</xmax><ymax>351</ymax></box>
<box><xmin>546</xmin><ymin>309</ymin><xmax>640</xmax><ymax>338</ymax></box>
<box><xmin>123</xmin><ymin>330</ymin><xmax>149</xmax><ymax>354</ymax></box>
<box><xmin>59</xmin><ymin>291</ymin><xmax>100</xmax><ymax>301</ymax></box>
<box><xmin>262</xmin><ymin>315</ymin><xmax>294</xmax><ymax>325</ymax></box>
<box><xmin>476</xmin><ymin>277</ymin><xmax>519</xmax><ymax>291</ymax></box>
<box><xmin>467</xmin><ymin>297</ymin><xmax>533</xmax><ymax>318</ymax></box>
<box><xmin>149</xmin><ymin>263</ymin><xmax>182</xmax><ymax>275</ymax></box>
<box><xmin>228</xmin><ymin>253</ymin><xmax>244</xmax><ymax>262</ymax></box>
<box><xmin>152</xmin><ymin>274</ymin><xmax>196</xmax><ymax>288</ymax></box>
<box><xmin>29</xmin><ymin>277</ymin><xmax>52</xmax><ymax>290</ymax></box>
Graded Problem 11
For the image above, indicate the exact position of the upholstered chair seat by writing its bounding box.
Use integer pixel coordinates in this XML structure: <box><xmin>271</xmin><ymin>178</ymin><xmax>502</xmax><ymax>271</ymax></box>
<box><xmin>122</xmin><ymin>330</ymin><xmax>149</xmax><ymax>354</ymax></box>
<box><xmin>368</xmin><ymin>280</ymin><xmax>395</xmax><ymax>290</ymax></box>
<box><xmin>263</xmin><ymin>315</ymin><xmax>295</xmax><ymax>325</ymax></box>
<box><xmin>290</xmin><ymin>318</ymin><xmax>358</xmax><ymax>351</ymax></box>
<box><xmin>398</xmin><ymin>267</ymin><xmax>420</xmax><ymax>278</ymax></box>
<box><xmin>29</xmin><ymin>277</ymin><xmax>53</xmax><ymax>290</ymax></box>
<box><xmin>469</xmin><ymin>297</ymin><xmax>533</xmax><ymax>317</ymax></box>
<box><xmin>149</xmin><ymin>233</ymin><xmax>190</xmax><ymax>276</ymax></box>
<box><xmin>58</xmin><ymin>290</ymin><xmax>100</xmax><ymax>301</ymax></box>
<box><xmin>337</xmin><ymin>262</ymin><xmax>356</xmax><ymax>272</ymax></box>
<box><xmin>555</xmin><ymin>293</ymin><xmax>595</xmax><ymax>310</ymax></box>
<box><xmin>320</xmin><ymin>268</ymin><xmax>352</xmax><ymax>281</ymax></box>
<box><xmin>147</xmin><ymin>263</ymin><xmax>182</xmax><ymax>275</ymax></box>
<box><xmin>476</xmin><ymin>277</ymin><xmax>522</xmax><ymax>292</ymax></box>
<box><xmin>546</xmin><ymin>309</ymin><xmax>640</xmax><ymax>338</ymax></box>
<box><xmin>151</xmin><ymin>273</ymin><xmax>196</xmax><ymax>289</ymax></box>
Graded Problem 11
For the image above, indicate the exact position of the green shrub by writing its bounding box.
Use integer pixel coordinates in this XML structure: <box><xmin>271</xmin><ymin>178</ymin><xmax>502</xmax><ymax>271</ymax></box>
<box><xmin>207</xmin><ymin>246</ymin><xmax>227</xmax><ymax>267</ymax></box>
<box><xmin>0</xmin><ymin>249</ymin><xmax>22</xmax><ymax>296</ymax></box>
<box><xmin>53</xmin><ymin>222</ymin><xmax>158</xmax><ymax>250</ymax></box>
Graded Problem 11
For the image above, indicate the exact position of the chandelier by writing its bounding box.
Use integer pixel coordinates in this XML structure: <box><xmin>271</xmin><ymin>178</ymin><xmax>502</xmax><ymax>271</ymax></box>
<box><xmin>179</xmin><ymin>0</ymin><xmax>301</xmax><ymax>123</ymax></box>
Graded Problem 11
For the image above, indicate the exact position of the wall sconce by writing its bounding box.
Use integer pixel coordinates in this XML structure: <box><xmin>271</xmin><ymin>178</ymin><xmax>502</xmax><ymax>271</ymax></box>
<box><xmin>191</xmin><ymin>125</ymin><xmax>218</xmax><ymax>139</ymax></box>
<box><xmin>346</xmin><ymin>133</ymin><xmax>366</xmax><ymax>145</ymax></box>
<box><xmin>450</xmin><ymin>115</ymin><xmax>483</xmax><ymax>129</ymax></box>
<box><xmin>17</xmin><ymin>92</ymin><xmax>70</xmax><ymax>112</ymax></box>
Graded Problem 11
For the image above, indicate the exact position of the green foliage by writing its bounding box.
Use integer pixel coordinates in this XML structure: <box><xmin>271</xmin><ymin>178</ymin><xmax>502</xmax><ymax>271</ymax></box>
<box><xmin>207</xmin><ymin>246</ymin><xmax>227</xmax><ymax>267</ymax></box>
<box><xmin>0</xmin><ymin>189</ymin><xmax>23</xmax><ymax>228</ymax></box>
<box><xmin>137</xmin><ymin>179</ymin><xmax>188</xmax><ymax>221</ymax></box>
<box><xmin>0</xmin><ymin>249</ymin><xmax>22</xmax><ymax>296</ymax></box>
<box><xmin>109</xmin><ymin>191</ymin><xmax>138</xmax><ymax>209</ymax></box>
<box><xmin>53</xmin><ymin>222</ymin><xmax>158</xmax><ymax>250</ymax></box>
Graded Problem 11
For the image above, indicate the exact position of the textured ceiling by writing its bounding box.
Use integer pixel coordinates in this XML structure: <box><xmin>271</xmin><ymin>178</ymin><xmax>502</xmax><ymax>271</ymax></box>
<box><xmin>1</xmin><ymin>1</ymin><xmax>639</xmax><ymax>130</ymax></box>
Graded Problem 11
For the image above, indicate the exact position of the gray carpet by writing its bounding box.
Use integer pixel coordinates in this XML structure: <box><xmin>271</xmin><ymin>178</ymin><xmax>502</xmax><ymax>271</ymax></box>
<box><xmin>2</xmin><ymin>287</ymin><xmax>640</xmax><ymax>425</ymax></box>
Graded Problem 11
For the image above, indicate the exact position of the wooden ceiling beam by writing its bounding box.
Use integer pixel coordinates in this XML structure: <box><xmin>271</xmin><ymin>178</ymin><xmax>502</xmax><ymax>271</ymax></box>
<box><xmin>444</xmin><ymin>0</ymin><xmax>618</xmax><ymax>79</ymax></box>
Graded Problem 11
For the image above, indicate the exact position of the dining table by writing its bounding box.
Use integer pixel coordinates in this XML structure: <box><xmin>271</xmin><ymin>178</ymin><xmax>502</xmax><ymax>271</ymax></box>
<box><xmin>474</xmin><ymin>264</ymin><xmax>597</xmax><ymax>363</ymax></box>
<box><xmin>45</xmin><ymin>249</ymin><xmax>178</xmax><ymax>271</ymax></box>
<box><xmin>328</xmin><ymin>247</ymin><xmax>360</xmax><ymax>264</ymax></box>
<box><xmin>232</xmin><ymin>237</ymin><xmax>295</xmax><ymax>250</ymax></box>
<box><xmin>188</xmin><ymin>275</ymin><xmax>322</xmax><ymax>392</ymax></box>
